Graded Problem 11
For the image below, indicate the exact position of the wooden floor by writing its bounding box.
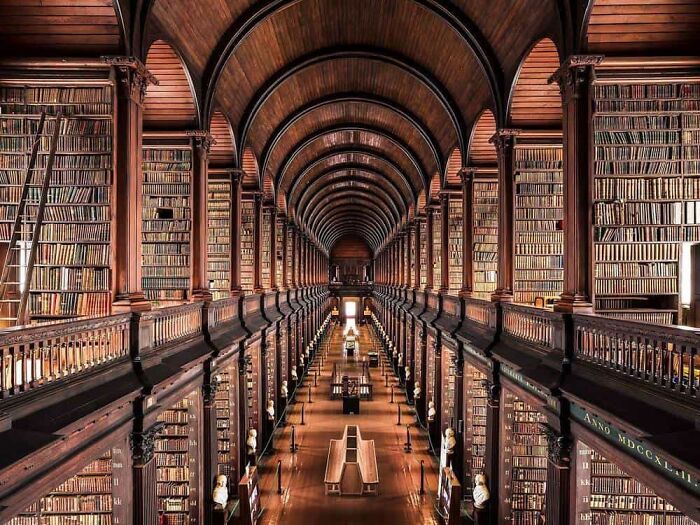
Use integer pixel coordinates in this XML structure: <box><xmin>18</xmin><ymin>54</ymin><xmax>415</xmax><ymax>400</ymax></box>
<box><xmin>255</xmin><ymin>323</ymin><xmax>441</xmax><ymax>525</ymax></box>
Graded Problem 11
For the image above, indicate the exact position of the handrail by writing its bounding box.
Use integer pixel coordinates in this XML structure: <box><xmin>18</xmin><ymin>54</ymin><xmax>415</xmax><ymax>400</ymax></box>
<box><xmin>573</xmin><ymin>313</ymin><xmax>699</xmax><ymax>398</ymax></box>
<box><xmin>208</xmin><ymin>297</ymin><xmax>239</xmax><ymax>329</ymax></box>
<box><xmin>463</xmin><ymin>297</ymin><xmax>496</xmax><ymax>329</ymax></box>
<box><xmin>0</xmin><ymin>313</ymin><xmax>131</xmax><ymax>398</ymax></box>
<box><xmin>502</xmin><ymin>303</ymin><xmax>563</xmax><ymax>350</ymax></box>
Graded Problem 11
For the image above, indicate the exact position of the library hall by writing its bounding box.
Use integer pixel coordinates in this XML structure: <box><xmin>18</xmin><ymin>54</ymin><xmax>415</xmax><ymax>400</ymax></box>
<box><xmin>0</xmin><ymin>0</ymin><xmax>699</xmax><ymax>524</ymax></box>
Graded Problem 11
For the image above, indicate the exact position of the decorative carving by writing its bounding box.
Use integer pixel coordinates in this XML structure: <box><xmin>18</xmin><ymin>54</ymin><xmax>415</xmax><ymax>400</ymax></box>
<box><xmin>548</xmin><ymin>55</ymin><xmax>604</xmax><ymax>105</ymax></box>
<box><xmin>459</xmin><ymin>167</ymin><xmax>476</xmax><ymax>185</ymax></box>
<box><xmin>102</xmin><ymin>56</ymin><xmax>158</xmax><ymax>104</ymax></box>
<box><xmin>486</xmin><ymin>380</ymin><xmax>500</xmax><ymax>405</ymax></box>
<box><xmin>489</xmin><ymin>129</ymin><xmax>520</xmax><ymax>153</ymax></box>
<box><xmin>541</xmin><ymin>424</ymin><xmax>572</xmax><ymax>466</ymax></box>
<box><xmin>187</xmin><ymin>130</ymin><xmax>216</xmax><ymax>154</ymax></box>
<box><xmin>202</xmin><ymin>374</ymin><xmax>221</xmax><ymax>404</ymax></box>
<box><xmin>130</xmin><ymin>422</ymin><xmax>165</xmax><ymax>465</ymax></box>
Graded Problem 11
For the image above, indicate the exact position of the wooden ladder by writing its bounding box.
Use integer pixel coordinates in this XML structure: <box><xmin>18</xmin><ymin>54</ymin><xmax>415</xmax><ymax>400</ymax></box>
<box><xmin>0</xmin><ymin>112</ymin><xmax>63</xmax><ymax>326</ymax></box>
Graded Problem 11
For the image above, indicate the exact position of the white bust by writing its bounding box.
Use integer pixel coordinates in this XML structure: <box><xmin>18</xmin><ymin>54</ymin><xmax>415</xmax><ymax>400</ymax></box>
<box><xmin>444</xmin><ymin>427</ymin><xmax>456</xmax><ymax>455</ymax></box>
<box><xmin>281</xmin><ymin>380</ymin><xmax>289</xmax><ymax>398</ymax></box>
<box><xmin>473</xmin><ymin>474</ymin><xmax>491</xmax><ymax>509</ymax></box>
<box><xmin>299</xmin><ymin>354</ymin><xmax>305</xmax><ymax>366</ymax></box>
<box><xmin>266</xmin><ymin>399</ymin><xmax>275</xmax><ymax>420</ymax></box>
<box><xmin>413</xmin><ymin>381</ymin><xmax>422</xmax><ymax>399</ymax></box>
<box><xmin>246</xmin><ymin>428</ymin><xmax>258</xmax><ymax>455</ymax></box>
<box><xmin>428</xmin><ymin>401</ymin><xmax>436</xmax><ymax>422</ymax></box>
<box><xmin>404</xmin><ymin>366</ymin><xmax>410</xmax><ymax>382</ymax></box>
<box><xmin>398</xmin><ymin>353</ymin><xmax>403</xmax><ymax>366</ymax></box>
<box><xmin>212</xmin><ymin>474</ymin><xmax>228</xmax><ymax>507</ymax></box>
<box><xmin>291</xmin><ymin>368</ymin><xmax>298</xmax><ymax>381</ymax></box>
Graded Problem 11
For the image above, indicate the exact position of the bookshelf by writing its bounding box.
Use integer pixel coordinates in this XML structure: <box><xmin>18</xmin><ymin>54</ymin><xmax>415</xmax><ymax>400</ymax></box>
<box><xmin>286</xmin><ymin>225</ymin><xmax>293</xmax><ymax>287</ymax></box>
<box><xmin>426</xmin><ymin>333</ymin><xmax>437</xmax><ymax>417</ymax></box>
<box><xmin>500</xmin><ymin>391</ymin><xmax>547</xmax><ymax>524</ymax></box>
<box><xmin>7</xmin><ymin>449</ymin><xmax>114</xmax><ymax>525</ymax></box>
<box><xmin>576</xmin><ymin>441</ymin><xmax>698</xmax><ymax>524</ymax></box>
<box><xmin>448</xmin><ymin>195</ymin><xmax>463</xmax><ymax>294</ymax></box>
<box><xmin>420</xmin><ymin>219</ymin><xmax>428</xmax><ymax>288</ymax></box>
<box><xmin>265</xmin><ymin>329</ymin><xmax>276</xmax><ymax>425</ymax></box>
<box><xmin>261</xmin><ymin>206</ymin><xmax>272</xmax><ymax>290</ymax></box>
<box><xmin>275</xmin><ymin>214</ymin><xmax>284</xmax><ymax>287</ymax></box>
<box><xmin>513</xmin><ymin>141</ymin><xmax>564</xmax><ymax>305</ymax></box>
<box><xmin>156</xmin><ymin>391</ymin><xmax>201</xmax><ymax>525</ymax></box>
<box><xmin>245</xmin><ymin>348</ymin><xmax>261</xmax><ymax>437</ymax></box>
<box><xmin>142</xmin><ymin>137</ymin><xmax>192</xmax><ymax>306</ymax></box>
<box><xmin>0</xmin><ymin>83</ymin><xmax>114</xmax><ymax>323</ymax></box>
<box><xmin>592</xmin><ymin>80</ymin><xmax>700</xmax><ymax>325</ymax></box>
<box><xmin>440</xmin><ymin>344</ymin><xmax>457</xmax><ymax>431</ymax></box>
<box><xmin>207</xmin><ymin>173</ymin><xmax>231</xmax><ymax>300</ymax></box>
<box><xmin>240</xmin><ymin>198</ymin><xmax>255</xmax><ymax>293</ymax></box>
<box><xmin>216</xmin><ymin>364</ymin><xmax>239</xmax><ymax>484</ymax></box>
<box><xmin>473</xmin><ymin>178</ymin><xmax>498</xmax><ymax>299</ymax></box>
<box><xmin>463</xmin><ymin>364</ymin><xmax>487</xmax><ymax>490</ymax></box>
<box><xmin>433</xmin><ymin>208</ymin><xmax>442</xmax><ymax>289</ymax></box>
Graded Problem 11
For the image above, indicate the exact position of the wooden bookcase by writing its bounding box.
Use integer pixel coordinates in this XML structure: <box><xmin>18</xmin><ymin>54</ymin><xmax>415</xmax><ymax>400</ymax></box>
<box><xmin>142</xmin><ymin>134</ymin><xmax>193</xmax><ymax>306</ymax></box>
<box><xmin>440</xmin><ymin>343</ymin><xmax>457</xmax><ymax>432</ymax></box>
<box><xmin>500</xmin><ymin>390</ymin><xmax>547</xmax><ymax>524</ymax></box>
<box><xmin>216</xmin><ymin>363</ymin><xmax>240</xmax><ymax>484</ymax></box>
<box><xmin>265</xmin><ymin>329</ymin><xmax>276</xmax><ymax>427</ymax></box>
<box><xmin>575</xmin><ymin>441</ymin><xmax>697</xmax><ymax>524</ymax></box>
<box><xmin>240</xmin><ymin>197</ymin><xmax>255</xmax><ymax>293</ymax></box>
<box><xmin>463</xmin><ymin>363</ymin><xmax>487</xmax><ymax>490</ymax></box>
<box><xmin>285</xmin><ymin>224</ymin><xmax>293</xmax><ymax>286</ymax></box>
<box><xmin>473</xmin><ymin>175</ymin><xmax>498</xmax><ymax>299</ymax></box>
<box><xmin>447</xmin><ymin>195</ymin><xmax>463</xmax><ymax>294</ymax></box>
<box><xmin>591</xmin><ymin>79</ymin><xmax>700</xmax><ymax>324</ymax></box>
<box><xmin>156</xmin><ymin>391</ymin><xmax>201</xmax><ymax>525</ymax></box>
<box><xmin>245</xmin><ymin>345</ymin><xmax>262</xmax><ymax>437</ymax></box>
<box><xmin>513</xmin><ymin>136</ymin><xmax>564</xmax><ymax>305</ymax></box>
<box><xmin>419</xmin><ymin>219</ymin><xmax>428</xmax><ymax>288</ymax></box>
<box><xmin>0</xmin><ymin>80</ymin><xmax>114</xmax><ymax>323</ymax></box>
<box><xmin>425</xmin><ymin>332</ymin><xmax>438</xmax><ymax>419</ymax></box>
<box><xmin>207</xmin><ymin>171</ymin><xmax>231</xmax><ymax>300</ymax></box>
<box><xmin>7</xmin><ymin>449</ymin><xmax>114</xmax><ymax>525</ymax></box>
<box><xmin>275</xmin><ymin>214</ymin><xmax>284</xmax><ymax>287</ymax></box>
<box><xmin>261</xmin><ymin>206</ymin><xmax>272</xmax><ymax>290</ymax></box>
<box><xmin>432</xmin><ymin>207</ymin><xmax>442</xmax><ymax>289</ymax></box>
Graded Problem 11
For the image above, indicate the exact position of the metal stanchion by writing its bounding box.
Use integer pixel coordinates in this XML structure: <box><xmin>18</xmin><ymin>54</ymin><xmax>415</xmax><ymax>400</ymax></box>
<box><xmin>403</xmin><ymin>425</ymin><xmax>412</xmax><ymax>453</ymax></box>
<box><xmin>397</xmin><ymin>403</ymin><xmax>401</xmax><ymax>425</ymax></box>
<box><xmin>301</xmin><ymin>403</ymin><xmax>306</xmax><ymax>425</ymax></box>
<box><xmin>385</xmin><ymin>374</ymin><xmax>389</xmax><ymax>387</ymax></box>
<box><xmin>314</xmin><ymin>370</ymin><xmax>318</xmax><ymax>387</ymax></box>
<box><xmin>307</xmin><ymin>386</ymin><xmax>313</xmax><ymax>403</ymax></box>
<box><xmin>420</xmin><ymin>460</ymin><xmax>425</xmax><ymax>494</ymax></box>
<box><xmin>390</xmin><ymin>385</ymin><xmax>394</xmax><ymax>403</ymax></box>
<box><xmin>277</xmin><ymin>460</ymin><xmax>283</xmax><ymax>494</ymax></box>
<box><xmin>290</xmin><ymin>425</ymin><xmax>298</xmax><ymax>453</ymax></box>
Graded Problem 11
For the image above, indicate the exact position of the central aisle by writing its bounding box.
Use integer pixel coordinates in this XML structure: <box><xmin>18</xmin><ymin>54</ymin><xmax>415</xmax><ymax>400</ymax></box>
<box><xmin>256</xmin><ymin>323</ymin><xmax>441</xmax><ymax>525</ymax></box>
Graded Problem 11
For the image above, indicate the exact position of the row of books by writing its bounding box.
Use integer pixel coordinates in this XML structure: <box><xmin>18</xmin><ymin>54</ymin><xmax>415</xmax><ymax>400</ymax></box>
<box><xmin>594</xmin><ymin>83</ymin><xmax>700</xmax><ymax>99</ymax></box>
<box><xmin>0</xmin><ymin>136</ymin><xmax>112</xmax><ymax>152</ymax></box>
<box><xmin>595</xmin><ymin>226</ymin><xmax>683</xmax><ymax>242</ymax></box>
<box><xmin>0</xmin><ymin>103</ymin><xmax>113</xmax><ymax>116</ymax></box>
<box><xmin>0</xmin><ymin>169</ymin><xmax>111</xmax><ymax>186</ymax></box>
<box><xmin>473</xmin><ymin>181</ymin><xmax>498</xmax><ymax>299</ymax></box>
<box><xmin>29</xmin><ymin>292</ymin><xmax>111</xmax><ymax>317</ymax></box>
<box><xmin>1</xmin><ymin>87</ymin><xmax>112</xmax><ymax>104</ymax></box>
<box><xmin>595</xmin><ymin>100</ymin><xmax>700</xmax><ymax>113</ymax></box>
<box><xmin>596</xmin><ymin>262</ymin><xmax>677</xmax><ymax>278</ymax></box>
<box><xmin>448</xmin><ymin>198</ymin><xmax>463</xmax><ymax>293</ymax></box>
<box><xmin>0</xmin><ymin>116</ymin><xmax>112</xmax><ymax>135</ymax></box>
<box><xmin>594</xmin><ymin>201</ymin><xmax>684</xmax><ymax>225</ymax></box>
<box><xmin>32</xmin><ymin>267</ymin><xmax>110</xmax><ymax>290</ymax></box>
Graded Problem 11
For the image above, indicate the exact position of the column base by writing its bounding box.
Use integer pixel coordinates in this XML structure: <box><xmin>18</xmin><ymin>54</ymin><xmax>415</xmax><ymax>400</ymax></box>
<box><xmin>192</xmin><ymin>289</ymin><xmax>213</xmax><ymax>302</ymax></box>
<box><xmin>112</xmin><ymin>292</ymin><xmax>151</xmax><ymax>313</ymax></box>
<box><xmin>554</xmin><ymin>293</ymin><xmax>593</xmax><ymax>313</ymax></box>
<box><xmin>490</xmin><ymin>289</ymin><xmax>513</xmax><ymax>303</ymax></box>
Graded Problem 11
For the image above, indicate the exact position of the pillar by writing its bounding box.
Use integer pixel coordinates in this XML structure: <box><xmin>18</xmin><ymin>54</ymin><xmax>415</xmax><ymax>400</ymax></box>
<box><xmin>189</xmin><ymin>131</ymin><xmax>214</xmax><ymax>302</ymax></box>
<box><xmin>460</xmin><ymin>168</ymin><xmax>475</xmax><ymax>297</ymax></box>
<box><xmin>490</xmin><ymin>130</ymin><xmax>519</xmax><ymax>303</ymax></box>
<box><xmin>543</xmin><ymin>426</ymin><xmax>573</xmax><ymax>524</ymax></box>
<box><xmin>202</xmin><ymin>374</ymin><xmax>220</xmax><ymax>525</ymax></box>
<box><xmin>130</xmin><ymin>420</ymin><xmax>162</xmax><ymax>525</ymax></box>
<box><xmin>107</xmin><ymin>57</ymin><xmax>155</xmax><ymax>313</ymax></box>
<box><xmin>551</xmin><ymin>56</ymin><xmax>603</xmax><ymax>313</ymax></box>
<box><xmin>484</xmin><ymin>380</ymin><xmax>501</xmax><ymax>525</ymax></box>
<box><xmin>230</xmin><ymin>170</ymin><xmax>243</xmax><ymax>295</ymax></box>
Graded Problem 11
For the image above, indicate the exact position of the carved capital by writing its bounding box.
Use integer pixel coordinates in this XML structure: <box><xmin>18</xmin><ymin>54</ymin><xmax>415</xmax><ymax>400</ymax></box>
<box><xmin>230</xmin><ymin>168</ymin><xmax>244</xmax><ymax>185</ymax></box>
<box><xmin>202</xmin><ymin>375</ymin><xmax>221</xmax><ymax>405</ymax></box>
<box><xmin>187</xmin><ymin>130</ymin><xmax>216</xmax><ymax>154</ymax></box>
<box><xmin>130</xmin><ymin>422</ymin><xmax>164</xmax><ymax>465</ymax></box>
<box><xmin>103</xmin><ymin>56</ymin><xmax>158</xmax><ymax>105</ymax></box>
<box><xmin>549</xmin><ymin>55</ymin><xmax>604</xmax><ymax>104</ymax></box>
<box><xmin>459</xmin><ymin>167</ymin><xmax>476</xmax><ymax>185</ymax></box>
<box><xmin>486</xmin><ymin>380</ymin><xmax>500</xmax><ymax>405</ymax></box>
<box><xmin>489</xmin><ymin>129</ymin><xmax>520</xmax><ymax>153</ymax></box>
<box><xmin>541</xmin><ymin>425</ymin><xmax>572</xmax><ymax>466</ymax></box>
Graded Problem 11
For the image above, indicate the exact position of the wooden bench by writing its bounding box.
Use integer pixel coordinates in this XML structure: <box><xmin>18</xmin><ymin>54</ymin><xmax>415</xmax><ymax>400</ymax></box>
<box><xmin>324</xmin><ymin>425</ymin><xmax>379</xmax><ymax>496</ymax></box>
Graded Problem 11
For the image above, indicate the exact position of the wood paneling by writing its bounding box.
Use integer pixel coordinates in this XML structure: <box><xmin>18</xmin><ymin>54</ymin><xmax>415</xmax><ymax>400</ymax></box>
<box><xmin>144</xmin><ymin>40</ymin><xmax>197</xmax><ymax>129</ymax></box>
<box><xmin>209</xmin><ymin>110</ymin><xmax>236</xmax><ymax>167</ymax></box>
<box><xmin>0</xmin><ymin>0</ymin><xmax>122</xmax><ymax>56</ymax></box>
<box><xmin>509</xmin><ymin>38</ymin><xmax>562</xmax><ymax>128</ymax></box>
<box><xmin>262</xmin><ymin>174</ymin><xmax>274</xmax><ymax>202</ymax></box>
<box><xmin>586</xmin><ymin>0</ymin><xmax>700</xmax><ymax>54</ymax></box>
<box><xmin>429</xmin><ymin>174</ymin><xmax>441</xmax><ymax>202</ymax></box>
<box><xmin>241</xmin><ymin>147</ymin><xmax>259</xmax><ymax>188</ymax></box>
<box><xmin>445</xmin><ymin>149</ymin><xmax>463</xmax><ymax>187</ymax></box>
<box><xmin>468</xmin><ymin>110</ymin><xmax>497</xmax><ymax>166</ymax></box>
<box><xmin>276</xmin><ymin>192</ymin><xmax>287</xmax><ymax>215</ymax></box>
<box><xmin>331</xmin><ymin>235</ymin><xmax>372</xmax><ymax>259</ymax></box>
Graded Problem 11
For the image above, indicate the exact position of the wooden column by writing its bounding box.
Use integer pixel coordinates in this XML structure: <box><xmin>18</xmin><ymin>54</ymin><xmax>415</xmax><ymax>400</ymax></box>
<box><xmin>425</xmin><ymin>208</ymin><xmax>435</xmax><ymax>291</ymax></box>
<box><xmin>230</xmin><ymin>170</ymin><xmax>243</xmax><ymax>295</ymax></box>
<box><xmin>189</xmin><ymin>131</ymin><xmax>214</xmax><ymax>302</ymax></box>
<box><xmin>108</xmin><ymin>57</ymin><xmax>155</xmax><ymax>313</ymax></box>
<box><xmin>202</xmin><ymin>374</ymin><xmax>220</xmax><ymax>525</ymax></box>
<box><xmin>270</xmin><ymin>206</ymin><xmax>278</xmax><ymax>291</ymax></box>
<box><xmin>413</xmin><ymin>218</ymin><xmax>422</xmax><ymax>290</ymax></box>
<box><xmin>484</xmin><ymin>381</ymin><xmax>501</xmax><ymax>525</ymax></box>
<box><xmin>460</xmin><ymin>168</ymin><xmax>475</xmax><ymax>297</ymax></box>
<box><xmin>130</xmin><ymin>421</ymin><xmax>162</xmax><ymax>525</ymax></box>
<box><xmin>253</xmin><ymin>193</ymin><xmax>263</xmax><ymax>293</ymax></box>
<box><xmin>543</xmin><ymin>426</ymin><xmax>573</xmax><ymax>524</ymax></box>
<box><xmin>440</xmin><ymin>194</ymin><xmax>450</xmax><ymax>293</ymax></box>
<box><xmin>281</xmin><ymin>218</ymin><xmax>289</xmax><ymax>290</ymax></box>
<box><xmin>490</xmin><ymin>130</ymin><xmax>519</xmax><ymax>303</ymax></box>
<box><xmin>551</xmin><ymin>56</ymin><xmax>603</xmax><ymax>313</ymax></box>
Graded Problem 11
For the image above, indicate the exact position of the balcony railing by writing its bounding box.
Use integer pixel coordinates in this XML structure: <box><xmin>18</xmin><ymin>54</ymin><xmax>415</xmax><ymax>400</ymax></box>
<box><xmin>464</xmin><ymin>297</ymin><xmax>496</xmax><ymax>329</ymax></box>
<box><xmin>208</xmin><ymin>297</ymin><xmax>239</xmax><ymax>329</ymax></box>
<box><xmin>146</xmin><ymin>302</ymin><xmax>203</xmax><ymax>350</ymax></box>
<box><xmin>502</xmin><ymin>303</ymin><xmax>563</xmax><ymax>351</ymax></box>
<box><xmin>0</xmin><ymin>314</ymin><xmax>131</xmax><ymax>399</ymax></box>
<box><xmin>574</xmin><ymin>314</ymin><xmax>699</xmax><ymax>399</ymax></box>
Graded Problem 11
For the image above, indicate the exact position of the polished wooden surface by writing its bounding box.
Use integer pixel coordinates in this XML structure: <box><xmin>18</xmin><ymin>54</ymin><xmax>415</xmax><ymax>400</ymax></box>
<box><xmin>256</xmin><ymin>324</ymin><xmax>440</xmax><ymax>525</ymax></box>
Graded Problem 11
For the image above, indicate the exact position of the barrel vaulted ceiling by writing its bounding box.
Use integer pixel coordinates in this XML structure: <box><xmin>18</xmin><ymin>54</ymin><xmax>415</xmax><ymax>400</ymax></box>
<box><xmin>1</xmin><ymin>0</ymin><xmax>691</xmax><ymax>254</ymax></box>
